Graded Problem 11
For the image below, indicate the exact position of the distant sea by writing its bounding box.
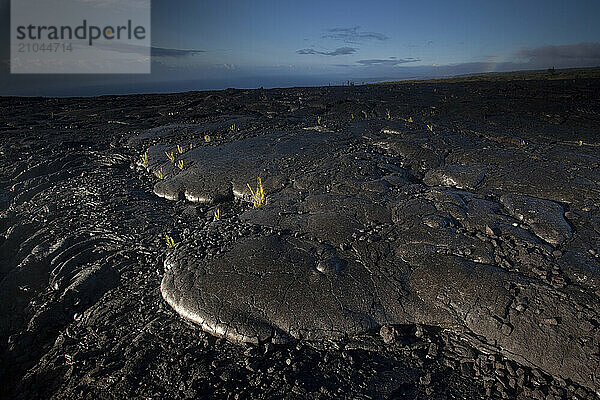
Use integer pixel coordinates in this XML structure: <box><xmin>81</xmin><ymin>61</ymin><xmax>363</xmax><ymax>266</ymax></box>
<box><xmin>0</xmin><ymin>74</ymin><xmax>426</xmax><ymax>97</ymax></box>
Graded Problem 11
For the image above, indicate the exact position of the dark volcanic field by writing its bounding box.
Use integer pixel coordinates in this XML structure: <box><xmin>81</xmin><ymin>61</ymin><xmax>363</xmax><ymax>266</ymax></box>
<box><xmin>1</xmin><ymin>75</ymin><xmax>600</xmax><ymax>399</ymax></box>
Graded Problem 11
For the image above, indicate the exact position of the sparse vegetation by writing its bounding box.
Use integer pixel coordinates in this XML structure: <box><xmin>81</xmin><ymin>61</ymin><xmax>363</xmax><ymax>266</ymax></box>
<box><xmin>214</xmin><ymin>208</ymin><xmax>221</xmax><ymax>220</ymax></box>
<box><xmin>165</xmin><ymin>234</ymin><xmax>175</xmax><ymax>248</ymax></box>
<box><xmin>386</xmin><ymin>109</ymin><xmax>391</xmax><ymax>119</ymax></box>
<box><xmin>177</xmin><ymin>160</ymin><xmax>184</xmax><ymax>170</ymax></box>
<box><xmin>427</xmin><ymin>124</ymin><xmax>434</xmax><ymax>132</ymax></box>
<box><xmin>204</xmin><ymin>135</ymin><xmax>211</xmax><ymax>143</ymax></box>
<box><xmin>154</xmin><ymin>167</ymin><xmax>164</xmax><ymax>180</ymax></box>
<box><xmin>247</xmin><ymin>177</ymin><xmax>265</xmax><ymax>208</ymax></box>
<box><xmin>177</xmin><ymin>145</ymin><xmax>185</xmax><ymax>154</ymax></box>
<box><xmin>317</xmin><ymin>116</ymin><xmax>322</xmax><ymax>125</ymax></box>
<box><xmin>141</xmin><ymin>151</ymin><xmax>148</xmax><ymax>168</ymax></box>
<box><xmin>165</xmin><ymin>151</ymin><xmax>175</xmax><ymax>162</ymax></box>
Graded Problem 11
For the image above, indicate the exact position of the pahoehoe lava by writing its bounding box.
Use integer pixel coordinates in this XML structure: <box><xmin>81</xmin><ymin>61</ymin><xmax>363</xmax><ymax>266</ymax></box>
<box><xmin>150</xmin><ymin>119</ymin><xmax>600</xmax><ymax>389</ymax></box>
<box><xmin>2</xmin><ymin>72</ymin><xmax>600</xmax><ymax>398</ymax></box>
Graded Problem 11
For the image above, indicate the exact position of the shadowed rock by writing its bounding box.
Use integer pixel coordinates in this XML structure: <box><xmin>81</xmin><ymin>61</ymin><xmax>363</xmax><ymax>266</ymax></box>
<box><xmin>146</xmin><ymin>130</ymin><xmax>365</xmax><ymax>203</ymax></box>
<box><xmin>500</xmin><ymin>193</ymin><xmax>572</xmax><ymax>246</ymax></box>
<box><xmin>5</xmin><ymin>75</ymin><xmax>600</xmax><ymax>399</ymax></box>
<box><xmin>162</xmin><ymin>233</ymin><xmax>600</xmax><ymax>388</ymax></box>
<box><xmin>147</xmin><ymin>125</ymin><xmax>600</xmax><ymax>389</ymax></box>
<box><xmin>424</xmin><ymin>164</ymin><xmax>487</xmax><ymax>189</ymax></box>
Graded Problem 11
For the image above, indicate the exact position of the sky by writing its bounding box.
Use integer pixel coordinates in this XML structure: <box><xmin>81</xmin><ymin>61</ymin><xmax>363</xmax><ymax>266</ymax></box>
<box><xmin>2</xmin><ymin>0</ymin><xmax>600</xmax><ymax>96</ymax></box>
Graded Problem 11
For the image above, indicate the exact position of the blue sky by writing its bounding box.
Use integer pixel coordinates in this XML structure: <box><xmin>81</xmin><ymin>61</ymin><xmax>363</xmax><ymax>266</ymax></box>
<box><xmin>152</xmin><ymin>0</ymin><xmax>598</xmax><ymax>68</ymax></box>
<box><xmin>2</xmin><ymin>0</ymin><xmax>600</xmax><ymax>95</ymax></box>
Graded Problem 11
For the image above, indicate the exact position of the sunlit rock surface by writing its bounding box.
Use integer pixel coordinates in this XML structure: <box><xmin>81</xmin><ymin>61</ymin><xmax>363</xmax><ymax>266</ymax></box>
<box><xmin>147</xmin><ymin>121</ymin><xmax>600</xmax><ymax>389</ymax></box>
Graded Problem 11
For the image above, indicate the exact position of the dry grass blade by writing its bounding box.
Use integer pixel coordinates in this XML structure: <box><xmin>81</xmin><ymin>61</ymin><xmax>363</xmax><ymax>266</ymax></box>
<box><xmin>247</xmin><ymin>177</ymin><xmax>265</xmax><ymax>208</ymax></box>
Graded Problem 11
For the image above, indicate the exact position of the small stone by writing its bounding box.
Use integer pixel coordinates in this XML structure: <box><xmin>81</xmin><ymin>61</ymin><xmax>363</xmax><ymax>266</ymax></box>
<box><xmin>443</xmin><ymin>359</ymin><xmax>457</xmax><ymax>369</ymax></box>
<box><xmin>506</xmin><ymin>363</ymin><xmax>515</xmax><ymax>376</ymax></box>
<box><xmin>245</xmin><ymin>359</ymin><xmax>259</xmax><ymax>372</ymax></box>
<box><xmin>342</xmin><ymin>351</ymin><xmax>354</xmax><ymax>364</ymax></box>
<box><xmin>427</xmin><ymin>343</ymin><xmax>439</xmax><ymax>358</ymax></box>
<box><xmin>554</xmin><ymin>376</ymin><xmax>567</xmax><ymax>387</ymax></box>
<box><xmin>379</xmin><ymin>325</ymin><xmax>398</xmax><ymax>344</ymax></box>
<box><xmin>552</xmin><ymin>250</ymin><xmax>563</xmax><ymax>258</ymax></box>
<box><xmin>263</xmin><ymin>343</ymin><xmax>274</xmax><ymax>355</ymax></box>
<box><xmin>542</xmin><ymin>318</ymin><xmax>559</xmax><ymax>326</ymax></box>
<box><xmin>420</xmin><ymin>372</ymin><xmax>432</xmax><ymax>385</ymax></box>
<box><xmin>423</xmin><ymin>215</ymin><xmax>449</xmax><ymax>229</ymax></box>
<box><xmin>219</xmin><ymin>370</ymin><xmax>233</xmax><ymax>382</ymax></box>
<box><xmin>244</xmin><ymin>347</ymin><xmax>259</xmax><ymax>357</ymax></box>
<box><xmin>414</xmin><ymin>325</ymin><xmax>424</xmax><ymax>338</ymax></box>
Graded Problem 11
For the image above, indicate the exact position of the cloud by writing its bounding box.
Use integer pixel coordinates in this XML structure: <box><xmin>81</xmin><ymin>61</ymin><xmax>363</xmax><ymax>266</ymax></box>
<box><xmin>151</xmin><ymin>46</ymin><xmax>207</xmax><ymax>67</ymax></box>
<box><xmin>296</xmin><ymin>47</ymin><xmax>357</xmax><ymax>56</ymax></box>
<box><xmin>88</xmin><ymin>42</ymin><xmax>204</xmax><ymax>58</ymax></box>
<box><xmin>322</xmin><ymin>26</ymin><xmax>388</xmax><ymax>43</ymax></box>
<box><xmin>515</xmin><ymin>42</ymin><xmax>600</xmax><ymax>66</ymax></box>
<box><xmin>151</xmin><ymin>47</ymin><xmax>205</xmax><ymax>57</ymax></box>
<box><xmin>356</xmin><ymin>58</ymin><xmax>420</xmax><ymax>66</ymax></box>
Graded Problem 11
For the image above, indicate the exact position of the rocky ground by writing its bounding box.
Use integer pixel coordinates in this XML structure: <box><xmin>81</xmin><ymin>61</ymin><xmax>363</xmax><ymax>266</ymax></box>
<box><xmin>1</xmin><ymin>71</ymin><xmax>600</xmax><ymax>399</ymax></box>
